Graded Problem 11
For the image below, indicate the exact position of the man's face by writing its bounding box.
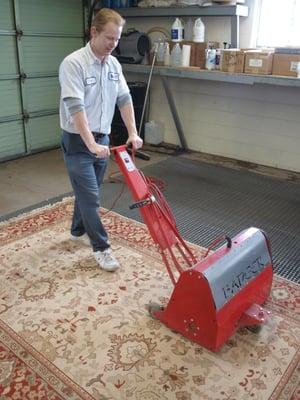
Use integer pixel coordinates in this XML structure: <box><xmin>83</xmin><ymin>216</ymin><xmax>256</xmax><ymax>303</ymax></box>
<box><xmin>91</xmin><ymin>22</ymin><xmax>122</xmax><ymax>57</ymax></box>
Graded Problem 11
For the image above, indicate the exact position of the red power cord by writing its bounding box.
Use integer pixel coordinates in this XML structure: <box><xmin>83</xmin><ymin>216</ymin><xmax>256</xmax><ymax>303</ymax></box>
<box><xmin>102</xmin><ymin>147</ymin><xmax>168</xmax><ymax>218</ymax></box>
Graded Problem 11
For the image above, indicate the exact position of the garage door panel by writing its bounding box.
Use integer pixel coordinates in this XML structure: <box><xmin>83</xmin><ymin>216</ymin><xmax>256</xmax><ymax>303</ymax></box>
<box><xmin>0</xmin><ymin>120</ymin><xmax>26</xmax><ymax>159</ymax></box>
<box><xmin>0</xmin><ymin>36</ymin><xmax>19</xmax><ymax>76</ymax></box>
<box><xmin>19</xmin><ymin>0</ymin><xmax>83</xmax><ymax>35</ymax></box>
<box><xmin>0</xmin><ymin>0</ymin><xmax>84</xmax><ymax>160</ymax></box>
<box><xmin>26</xmin><ymin>114</ymin><xmax>61</xmax><ymax>151</ymax></box>
<box><xmin>0</xmin><ymin>80</ymin><xmax>22</xmax><ymax>119</ymax></box>
<box><xmin>22</xmin><ymin>37</ymin><xmax>83</xmax><ymax>75</ymax></box>
<box><xmin>0</xmin><ymin>0</ymin><xmax>15</xmax><ymax>31</ymax></box>
<box><xmin>24</xmin><ymin>77</ymin><xmax>60</xmax><ymax>113</ymax></box>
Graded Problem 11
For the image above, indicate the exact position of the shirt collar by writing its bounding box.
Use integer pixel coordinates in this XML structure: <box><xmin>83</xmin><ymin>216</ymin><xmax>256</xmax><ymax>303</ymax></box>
<box><xmin>86</xmin><ymin>42</ymin><xmax>109</xmax><ymax>65</ymax></box>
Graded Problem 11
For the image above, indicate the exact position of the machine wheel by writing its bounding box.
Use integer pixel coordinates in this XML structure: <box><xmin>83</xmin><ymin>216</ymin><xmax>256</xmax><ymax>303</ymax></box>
<box><xmin>146</xmin><ymin>302</ymin><xmax>164</xmax><ymax>318</ymax></box>
<box><xmin>247</xmin><ymin>325</ymin><xmax>263</xmax><ymax>334</ymax></box>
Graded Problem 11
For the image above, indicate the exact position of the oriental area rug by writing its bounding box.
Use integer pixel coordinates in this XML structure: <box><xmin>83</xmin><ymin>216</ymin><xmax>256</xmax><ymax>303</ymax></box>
<box><xmin>0</xmin><ymin>198</ymin><xmax>299</xmax><ymax>400</ymax></box>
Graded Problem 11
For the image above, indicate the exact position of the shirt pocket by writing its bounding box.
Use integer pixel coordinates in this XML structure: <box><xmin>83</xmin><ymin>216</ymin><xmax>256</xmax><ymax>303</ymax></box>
<box><xmin>107</xmin><ymin>78</ymin><xmax>119</xmax><ymax>99</ymax></box>
<box><xmin>84</xmin><ymin>83</ymin><xmax>97</xmax><ymax>107</ymax></box>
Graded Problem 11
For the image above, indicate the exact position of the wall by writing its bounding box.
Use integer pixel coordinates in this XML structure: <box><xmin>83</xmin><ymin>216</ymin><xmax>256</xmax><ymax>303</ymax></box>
<box><xmin>123</xmin><ymin>0</ymin><xmax>300</xmax><ymax>172</ymax></box>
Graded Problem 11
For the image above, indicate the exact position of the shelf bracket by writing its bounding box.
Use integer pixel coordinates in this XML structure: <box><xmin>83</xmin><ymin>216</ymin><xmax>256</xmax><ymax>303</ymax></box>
<box><xmin>231</xmin><ymin>15</ymin><xmax>239</xmax><ymax>48</ymax></box>
<box><xmin>161</xmin><ymin>76</ymin><xmax>188</xmax><ymax>151</ymax></box>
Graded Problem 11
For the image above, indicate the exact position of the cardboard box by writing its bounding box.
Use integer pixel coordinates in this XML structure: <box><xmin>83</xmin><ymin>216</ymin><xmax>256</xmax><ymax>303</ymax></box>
<box><xmin>272</xmin><ymin>53</ymin><xmax>300</xmax><ymax>77</ymax></box>
<box><xmin>194</xmin><ymin>41</ymin><xmax>219</xmax><ymax>68</ymax></box>
<box><xmin>220</xmin><ymin>49</ymin><xmax>245</xmax><ymax>73</ymax></box>
<box><xmin>192</xmin><ymin>42</ymin><xmax>207</xmax><ymax>68</ymax></box>
<box><xmin>244</xmin><ymin>50</ymin><xmax>274</xmax><ymax>75</ymax></box>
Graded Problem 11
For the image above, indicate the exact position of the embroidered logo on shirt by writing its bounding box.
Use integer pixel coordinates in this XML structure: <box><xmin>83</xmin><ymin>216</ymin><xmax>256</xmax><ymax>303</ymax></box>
<box><xmin>85</xmin><ymin>77</ymin><xmax>96</xmax><ymax>85</ymax></box>
<box><xmin>108</xmin><ymin>72</ymin><xmax>119</xmax><ymax>81</ymax></box>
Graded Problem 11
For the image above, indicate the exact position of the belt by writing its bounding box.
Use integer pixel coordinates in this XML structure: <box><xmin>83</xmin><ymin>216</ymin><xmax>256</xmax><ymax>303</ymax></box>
<box><xmin>92</xmin><ymin>132</ymin><xmax>107</xmax><ymax>140</ymax></box>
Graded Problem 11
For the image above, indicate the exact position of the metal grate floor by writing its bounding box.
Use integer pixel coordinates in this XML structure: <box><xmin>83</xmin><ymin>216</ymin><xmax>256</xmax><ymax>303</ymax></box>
<box><xmin>102</xmin><ymin>155</ymin><xmax>300</xmax><ymax>284</ymax></box>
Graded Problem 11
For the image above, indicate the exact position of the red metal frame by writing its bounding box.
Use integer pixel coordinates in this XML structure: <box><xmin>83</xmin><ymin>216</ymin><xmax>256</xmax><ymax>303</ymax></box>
<box><xmin>111</xmin><ymin>145</ymin><xmax>273</xmax><ymax>352</ymax></box>
<box><xmin>112</xmin><ymin>145</ymin><xmax>196</xmax><ymax>285</ymax></box>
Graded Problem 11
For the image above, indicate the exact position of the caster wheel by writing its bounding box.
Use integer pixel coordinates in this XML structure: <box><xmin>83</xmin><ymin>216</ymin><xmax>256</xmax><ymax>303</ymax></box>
<box><xmin>247</xmin><ymin>325</ymin><xmax>263</xmax><ymax>334</ymax></box>
<box><xmin>146</xmin><ymin>302</ymin><xmax>164</xmax><ymax>318</ymax></box>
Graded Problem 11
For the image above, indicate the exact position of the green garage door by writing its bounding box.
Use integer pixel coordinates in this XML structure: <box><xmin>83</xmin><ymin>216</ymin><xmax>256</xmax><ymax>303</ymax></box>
<box><xmin>0</xmin><ymin>0</ymin><xmax>84</xmax><ymax>161</ymax></box>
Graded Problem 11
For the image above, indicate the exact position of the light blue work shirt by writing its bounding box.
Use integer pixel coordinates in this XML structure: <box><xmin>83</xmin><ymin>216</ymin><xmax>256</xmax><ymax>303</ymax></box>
<box><xmin>59</xmin><ymin>42</ymin><xmax>131</xmax><ymax>134</ymax></box>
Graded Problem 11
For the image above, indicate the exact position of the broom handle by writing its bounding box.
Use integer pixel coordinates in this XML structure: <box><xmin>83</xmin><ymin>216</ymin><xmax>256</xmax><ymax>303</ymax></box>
<box><xmin>138</xmin><ymin>45</ymin><xmax>158</xmax><ymax>138</ymax></box>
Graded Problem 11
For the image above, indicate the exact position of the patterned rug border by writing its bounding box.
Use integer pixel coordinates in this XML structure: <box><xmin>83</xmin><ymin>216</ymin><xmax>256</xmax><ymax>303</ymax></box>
<box><xmin>0</xmin><ymin>194</ymin><xmax>74</xmax><ymax>225</ymax></box>
<box><xmin>269</xmin><ymin>349</ymin><xmax>300</xmax><ymax>400</ymax></box>
<box><xmin>0</xmin><ymin>319</ymin><xmax>94</xmax><ymax>400</ymax></box>
<box><xmin>0</xmin><ymin>192</ymin><xmax>74</xmax><ymax>223</ymax></box>
<box><xmin>0</xmin><ymin>196</ymin><xmax>150</xmax><ymax>238</ymax></box>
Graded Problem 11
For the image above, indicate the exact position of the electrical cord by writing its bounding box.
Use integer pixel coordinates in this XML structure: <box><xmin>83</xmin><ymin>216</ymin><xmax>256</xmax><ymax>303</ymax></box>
<box><xmin>102</xmin><ymin>148</ymin><xmax>168</xmax><ymax>218</ymax></box>
<box><xmin>102</xmin><ymin>149</ymin><xmax>154</xmax><ymax>216</ymax></box>
<box><xmin>101</xmin><ymin>182</ymin><xmax>126</xmax><ymax>217</ymax></box>
<box><xmin>138</xmin><ymin>167</ymin><xmax>177</xmax><ymax>229</ymax></box>
<box><xmin>100</xmin><ymin>153</ymin><xmax>126</xmax><ymax>217</ymax></box>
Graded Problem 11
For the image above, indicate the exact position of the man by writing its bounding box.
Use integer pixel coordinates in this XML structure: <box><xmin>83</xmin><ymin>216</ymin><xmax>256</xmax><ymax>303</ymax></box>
<box><xmin>59</xmin><ymin>8</ymin><xmax>143</xmax><ymax>272</ymax></box>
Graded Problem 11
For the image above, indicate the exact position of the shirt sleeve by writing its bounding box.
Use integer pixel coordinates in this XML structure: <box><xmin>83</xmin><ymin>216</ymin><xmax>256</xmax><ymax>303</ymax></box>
<box><xmin>117</xmin><ymin>65</ymin><xmax>131</xmax><ymax>101</ymax></box>
<box><xmin>117</xmin><ymin>92</ymin><xmax>132</xmax><ymax>108</ymax></box>
<box><xmin>59</xmin><ymin>57</ymin><xmax>85</xmax><ymax>101</ymax></box>
<box><xmin>63</xmin><ymin>97</ymin><xmax>85</xmax><ymax>115</ymax></box>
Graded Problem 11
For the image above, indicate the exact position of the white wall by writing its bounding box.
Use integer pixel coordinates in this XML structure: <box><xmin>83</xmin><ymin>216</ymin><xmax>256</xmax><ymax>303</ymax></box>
<box><xmin>124</xmin><ymin>0</ymin><xmax>300</xmax><ymax>172</ymax></box>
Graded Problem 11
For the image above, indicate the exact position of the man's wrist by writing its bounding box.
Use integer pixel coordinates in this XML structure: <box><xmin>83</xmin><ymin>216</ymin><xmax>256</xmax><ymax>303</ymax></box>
<box><xmin>79</xmin><ymin>131</ymin><xmax>96</xmax><ymax>152</ymax></box>
<box><xmin>128</xmin><ymin>132</ymin><xmax>138</xmax><ymax>138</ymax></box>
<box><xmin>86</xmin><ymin>140</ymin><xmax>97</xmax><ymax>153</ymax></box>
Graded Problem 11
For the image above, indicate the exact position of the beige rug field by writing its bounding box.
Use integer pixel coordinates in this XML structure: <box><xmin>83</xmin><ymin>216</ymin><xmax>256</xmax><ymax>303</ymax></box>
<box><xmin>0</xmin><ymin>198</ymin><xmax>299</xmax><ymax>400</ymax></box>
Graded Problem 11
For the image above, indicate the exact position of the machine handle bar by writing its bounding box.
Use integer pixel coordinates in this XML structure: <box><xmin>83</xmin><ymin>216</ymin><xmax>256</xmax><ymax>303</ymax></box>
<box><xmin>129</xmin><ymin>196</ymin><xmax>154</xmax><ymax>210</ymax></box>
<box><xmin>203</xmin><ymin>235</ymin><xmax>232</xmax><ymax>259</ymax></box>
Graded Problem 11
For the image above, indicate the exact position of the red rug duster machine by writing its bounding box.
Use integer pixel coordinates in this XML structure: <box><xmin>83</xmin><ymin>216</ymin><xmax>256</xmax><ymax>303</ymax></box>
<box><xmin>111</xmin><ymin>145</ymin><xmax>273</xmax><ymax>352</ymax></box>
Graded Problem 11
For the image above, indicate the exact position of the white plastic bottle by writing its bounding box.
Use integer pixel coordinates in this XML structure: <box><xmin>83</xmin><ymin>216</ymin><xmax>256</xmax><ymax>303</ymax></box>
<box><xmin>171</xmin><ymin>18</ymin><xmax>183</xmax><ymax>42</ymax></box>
<box><xmin>156</xmin><ymin>41</ymin><xmax>165</xmax><ymax>65</ymax></box>
<box><xmin>193</xmin><ymin>17</ymin><xmax>205</xmax><ymax>43</ymax></box>
<box><xmin>171</xmin><ymin>43</ymin><xmax>182</xmax><ymax>67</ymax></box>
<box><xmin>145</xmin><ymin>120</ymin><xmax>164</xmax><ymax>145</ymax></box>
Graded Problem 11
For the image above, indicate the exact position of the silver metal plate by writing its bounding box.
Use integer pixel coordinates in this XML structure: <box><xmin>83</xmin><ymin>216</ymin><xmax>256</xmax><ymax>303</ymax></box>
<box><xmin>203</xmin><ymin>230</ymin><xmax>271</xmax><ymax>311</ymax></box>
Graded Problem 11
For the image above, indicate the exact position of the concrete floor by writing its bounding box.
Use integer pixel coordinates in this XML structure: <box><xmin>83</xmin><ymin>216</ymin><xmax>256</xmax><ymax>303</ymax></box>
<box><xmin>0</xmin><ymin>147</ymin><xmax>167</xmax><ymax>219</ymax></box>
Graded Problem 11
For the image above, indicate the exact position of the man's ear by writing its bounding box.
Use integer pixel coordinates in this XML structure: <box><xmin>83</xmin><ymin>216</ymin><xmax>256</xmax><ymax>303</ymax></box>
<box><xmin>90</xmin><ymin>26</ymin><xmax>97</xmax><ymax>39</ymax></box>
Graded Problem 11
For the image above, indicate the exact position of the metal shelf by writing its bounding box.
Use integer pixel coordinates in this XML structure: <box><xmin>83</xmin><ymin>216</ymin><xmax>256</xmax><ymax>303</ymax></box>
<box><xmin>110</xmin><ymin>5</ymin><xmax>248</xmax><ymax>48</ymax></box>
<box><xmin>122</xmin><ymin>64</ymin><xmax>300</xmax><ymax>88</ymax></box>
<box><xmin>116</xmin><ymin>5</ymin><xmax>248</xmax><ymax>18</ymax></box>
